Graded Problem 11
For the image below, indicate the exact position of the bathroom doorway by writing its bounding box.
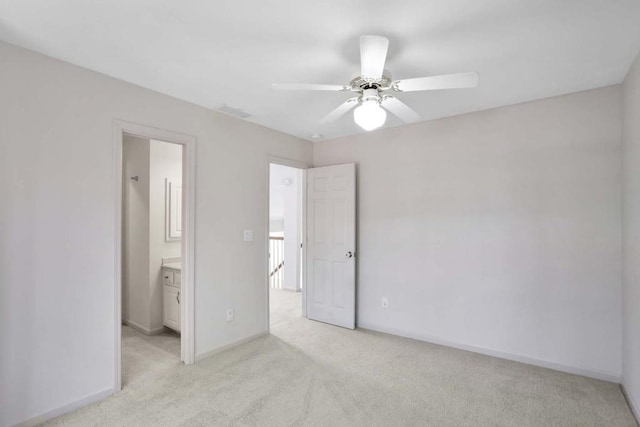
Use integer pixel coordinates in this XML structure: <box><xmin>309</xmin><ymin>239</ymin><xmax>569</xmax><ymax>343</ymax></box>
<box><xmin>114</xmin><ymin>121</ymin><xmax>196</xmax><ymax>392</ymax></box>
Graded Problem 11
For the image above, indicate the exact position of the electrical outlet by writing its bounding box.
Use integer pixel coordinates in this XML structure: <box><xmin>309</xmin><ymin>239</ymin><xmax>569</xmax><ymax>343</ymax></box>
<box><xmin>382</xmin><ymin>297</ymin><xmax>389</xmax><ymax>308</ymax></box>
<box><xmin>226</xmin><ymin>308</ymin><xmax>234</xmax><ymax>322</ymax></box>
<box><xmin>243</xmin><ymin>230</ymin><xmax>253</xmax><ymax>242</ymax></box>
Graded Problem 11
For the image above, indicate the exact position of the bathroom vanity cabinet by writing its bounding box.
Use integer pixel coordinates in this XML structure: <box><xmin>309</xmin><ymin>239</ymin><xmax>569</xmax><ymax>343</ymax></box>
<box><xmin>162</xmin><ymin>264</ymin><xmax>181</xmax><ymax>333</ymax></box>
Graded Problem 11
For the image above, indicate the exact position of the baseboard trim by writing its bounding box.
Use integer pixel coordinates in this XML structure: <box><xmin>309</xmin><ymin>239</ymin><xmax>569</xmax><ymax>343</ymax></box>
<box><xmin>14</xmin><ymin>387</ymin><xmax>113</xmax><ymax>427</ymax></box>
<box><xmin>357</xmin><ymin>321</ymin><xmax>621</xmax><ymax>383</ymax></box>
<box><xmin>122</xmin><ymin>319</ymin><xmax>164</xmax><ymax>336</ymax></box>
<box><xmin>195</xmin><ymin>331</ymin><xmax>269</xmax><ymax>362</ymax></box>
<box><xmin>621</xmin><ymin>384</ymin><xmax>640</xmax><ymax>425</ymax></box>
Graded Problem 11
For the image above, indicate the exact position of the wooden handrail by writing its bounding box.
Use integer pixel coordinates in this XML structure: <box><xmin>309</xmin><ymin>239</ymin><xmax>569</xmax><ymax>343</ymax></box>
<box><xmin>269</xmin><ymin>236</ymin><xmax>284</xmax><ymax>240</ymax></box>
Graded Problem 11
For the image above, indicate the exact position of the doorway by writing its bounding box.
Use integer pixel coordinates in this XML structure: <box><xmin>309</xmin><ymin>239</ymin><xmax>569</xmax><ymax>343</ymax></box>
<box><xmin>268</xmin><ymin>160</ymin><xmax>306</xmax><ymax>328</ymax></box>
<box><xmin>114</xmin><ymin>121</ymin><xmax>196</xmax><ymax>393</ymax></box>
<box><xmin>121</xmin><ymin>135</ymin><xmax>182</xmax><ymax>386</ymax></box>
<box><xmin>266</xmin><ymin>160</ymin><xmax>358</xmax><ymax>331</ymax></box>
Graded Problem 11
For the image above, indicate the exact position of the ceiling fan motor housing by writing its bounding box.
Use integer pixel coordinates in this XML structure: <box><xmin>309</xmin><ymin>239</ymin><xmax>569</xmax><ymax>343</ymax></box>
<box><xmin>360</xmin><ymin>88</ymin><xmax>381</xmax><ymax>104</ymax></box>
<box><xmin>349</xmin><ymin>73</ymin><xmax>392</xmax><ymax>92</ymax></box>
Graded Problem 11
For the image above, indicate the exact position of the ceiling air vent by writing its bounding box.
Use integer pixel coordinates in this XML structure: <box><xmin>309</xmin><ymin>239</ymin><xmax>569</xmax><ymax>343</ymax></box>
<box><xmin>216</xmin><ymin>105</ymin><xmax>252</xmax><ymax>119</ymax></box>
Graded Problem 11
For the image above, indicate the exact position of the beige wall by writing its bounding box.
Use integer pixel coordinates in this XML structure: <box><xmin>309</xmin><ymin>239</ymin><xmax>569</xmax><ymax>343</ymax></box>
<box><xmin>314</xmin><ymin>86</ymin><xmax>623</xmax><ymax>381</ymax></box>
<box><xmin>622</xmin><ymin>50</ymin><xmax>640</xmax><ymax>420</ymax></box>
<box><xmin>0</xmin><ymin>40</ymin><xmax>312</xmax><ymax>426</ymax></box>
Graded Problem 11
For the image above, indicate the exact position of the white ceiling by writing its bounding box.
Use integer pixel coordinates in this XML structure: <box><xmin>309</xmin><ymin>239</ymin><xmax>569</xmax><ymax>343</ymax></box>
<box><xmin>1</xmin><ymin>0</ymin><xmax>640</xmax><ymax>141</ymax></box>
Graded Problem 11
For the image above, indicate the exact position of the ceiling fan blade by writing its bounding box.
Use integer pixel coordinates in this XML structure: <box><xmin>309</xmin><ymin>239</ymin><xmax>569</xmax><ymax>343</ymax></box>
<box><xmin>272</xmin><ymin>83</ymin><xmax>349</xmax><ymax>91</ymax></box>
<box><xmin>381</xmin><ymin>96</ymin><xmax>421</xmax><ymax>123</ymax></box>
<box><xmin>360</xmin><ymin>35</ymin><xmax>389</xmax><ymax>79</ymax></box>
<box><xmin>320</xmin><ymin>98</ymin><xmax>359</xmax><ymax>124</ymax></box>
<box><xmin>393</xmin><ymin>72</ymin><xmax>479</xmax><ymax>92</ymax></box>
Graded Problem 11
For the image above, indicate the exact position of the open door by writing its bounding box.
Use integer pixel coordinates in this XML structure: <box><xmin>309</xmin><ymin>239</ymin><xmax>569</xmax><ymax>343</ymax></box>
<box><xmin>306</xmin><ymin>163</ymin><xmax>356</xmax><ymax>329</ymax></box>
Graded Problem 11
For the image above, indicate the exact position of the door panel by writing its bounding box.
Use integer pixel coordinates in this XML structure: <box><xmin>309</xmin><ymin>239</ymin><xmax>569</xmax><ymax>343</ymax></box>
<box><xmin>306</xmin><ymin>163</ymin><xmax>356</xmax><ymax>329</ymax></box>
<box><xmin>163</xmin><ymin>286</ymin><xmax>181</xmax><ymax>332</ymax></box>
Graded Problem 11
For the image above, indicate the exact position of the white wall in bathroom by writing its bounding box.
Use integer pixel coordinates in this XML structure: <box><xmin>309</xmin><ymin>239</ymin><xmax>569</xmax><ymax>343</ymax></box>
<box><xmin>121</xmin><ymin>137</ymin><xmax>182</xmax><ymax>333</ymax></box>
<box><xmin>149</xmin><ymin>139</ymin><xmax>182</xmax><ymax>330</ymax></box>
<box><xmin>122</xmin><ymin>135</ymin><xmax>151</xmax><ymax>332</ymax></box>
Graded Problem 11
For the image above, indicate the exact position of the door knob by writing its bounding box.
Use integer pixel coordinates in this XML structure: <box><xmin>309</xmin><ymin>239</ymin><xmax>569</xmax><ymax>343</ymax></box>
<box><xmin>346</xmin><ymin>251</ymin><xmax>354</xmax><ymax>258</ymax></box>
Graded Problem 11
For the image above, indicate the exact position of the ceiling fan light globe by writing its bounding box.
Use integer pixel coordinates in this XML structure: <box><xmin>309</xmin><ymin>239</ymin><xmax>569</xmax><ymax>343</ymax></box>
<box><xmin>354</xmin><ymin>101</ymin><xmax>386</xmax><ymax>131</ymax></box>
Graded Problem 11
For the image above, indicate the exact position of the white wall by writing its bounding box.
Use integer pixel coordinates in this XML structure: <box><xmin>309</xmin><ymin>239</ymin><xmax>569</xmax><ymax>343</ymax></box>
<box><xmin>314</xmin><ymin>86</ymin><xmax>623</xmax><ymax>380</ymax></box>
<box><xmin>122</xmin><ymin>135</ymin><xmax>151</xmax><ymax>332</ymax></box>
<box><xmin>622</xmin><ymin>50</ymin><xmax>640</xmax><ymax>419</ymax></box>
<box><xmin>149</xmin><ymin>139</ymin><xmax>182</xmax><ymax>331</ymax></box>
<box><xmin>268</xmin><ymin>165</ymin><xmax>287</xmax><ymax>223</ymax></box>
<box><xmin>269</xmin><ymin>219</ymin><xmax>284</xmax><ymax>234</ymax></box>
<box><xmin>0</xmin><ymin>40</ymin><xmax>312</xmax><ymax>426</ymax></box>
<box><xmin>282</xmin><ymin>168</ymin><xmax>302</xmax><ymax>291</ymax></box>
<box><xmin>269</xmin><ymin>164</ymin><xmax>302</xmax><ymax>290</ymax></box>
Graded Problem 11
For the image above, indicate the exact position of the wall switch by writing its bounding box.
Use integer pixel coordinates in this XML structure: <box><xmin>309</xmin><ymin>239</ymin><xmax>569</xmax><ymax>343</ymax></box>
<box><xmin>226</xmin><ymin>308</ymin><xmax>234</xmax><ymax>322</ymax></box>
<box><xmin>382</xmin><ymin>297</ymin><xmax>389</xmax><ymax>308</ymax></box>
<box><xmin>243</xmin><ymin>230</ymin><xmax>253</xmax><ymax>242</ymax></box>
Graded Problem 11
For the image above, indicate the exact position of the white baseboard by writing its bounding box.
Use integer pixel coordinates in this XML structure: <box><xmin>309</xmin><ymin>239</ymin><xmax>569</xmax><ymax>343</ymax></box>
<box><xmin>195</xmin><ymin>331</ymin><xmax>269</xmax><ymax>362</ymax></box>
<box><xmin>621</xmin><ymin>384</ymin><xmax>640</xmax><ymax>424</ymax></box>
<box><xmin>14</xmin><ymin>387</ymin><xmax>113</xmax><ymax>427</ymax></box>
<box><xmin>122</xmin><ymin>319</ymin><xmax>165</xmax><ymax>336</ymax></box>
<box><xmin>357</xmin><ymin>321</ymin><xmax>621</xmax><ymax>383</ymax></box>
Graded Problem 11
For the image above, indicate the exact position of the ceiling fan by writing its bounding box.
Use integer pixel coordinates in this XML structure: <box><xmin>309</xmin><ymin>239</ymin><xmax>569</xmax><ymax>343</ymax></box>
<box><xmin>273</xmin><ymin>35</ymin><xmax>479</xmax><ymax>131</ymax></box>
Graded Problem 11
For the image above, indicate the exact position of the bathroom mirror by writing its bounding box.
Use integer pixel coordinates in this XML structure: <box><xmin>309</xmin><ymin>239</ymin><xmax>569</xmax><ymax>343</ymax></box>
<box><xmin>165</xmin><ymin>178</ymin><xmax>182</xmax><ymax>241</ymax></box>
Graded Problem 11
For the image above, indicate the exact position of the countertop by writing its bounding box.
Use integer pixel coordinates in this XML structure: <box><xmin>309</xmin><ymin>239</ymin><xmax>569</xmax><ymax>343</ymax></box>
<box><xmin>162</xmin><ymin>263</ymin><xmax>182</xmax><ymax>271</ymax></box>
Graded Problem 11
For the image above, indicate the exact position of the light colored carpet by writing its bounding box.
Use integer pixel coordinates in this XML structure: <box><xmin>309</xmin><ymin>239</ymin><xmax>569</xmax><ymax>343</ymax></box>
<box><xmin>269</xmin><ymin>287</ymin><xmax>302</xmax><ymax>328</ymax></box>
<box><xmin>120</xmin><ymin>325</ymin><xmax>181</xmax><ymax>389</ymax></box>
<box><xmin>45</xmin><ymin>290</ymin><xmax>637</xmax><ymax>426</ymax></box>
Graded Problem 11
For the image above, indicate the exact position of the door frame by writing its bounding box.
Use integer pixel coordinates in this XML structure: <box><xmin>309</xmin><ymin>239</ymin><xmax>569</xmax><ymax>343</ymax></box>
<box><xmin>265</xmin><ymin>155</ymin><xmax>310</xmax><ymax>332</ymax></box>
<box><xmin>113</xmin><ymin>120</ymin><xmax>197</xmax><ymax>392</ymax></box>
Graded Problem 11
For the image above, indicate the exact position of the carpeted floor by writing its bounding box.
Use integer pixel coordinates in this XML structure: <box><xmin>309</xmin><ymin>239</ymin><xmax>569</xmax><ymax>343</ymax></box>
<box><xmin>120</xmin><ymin>324</ymin><xmax>181</xmax><ymax>389</ymax></box>
<box><xmin>269</xmin><ymin>287</ymin><xmax>303</xmax><ymax>328</ymax></box>
<box><xmin>45</xmin><ymin>290</ymin><xmax>637</xmax><ymax>426</ymax></box>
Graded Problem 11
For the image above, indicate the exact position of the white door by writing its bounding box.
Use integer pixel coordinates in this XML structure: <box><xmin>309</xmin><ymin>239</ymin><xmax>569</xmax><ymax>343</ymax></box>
<box><xmin>306</xmin><ymin>163</ymin><xmax>356</xmax><ymax>329</ymax></box>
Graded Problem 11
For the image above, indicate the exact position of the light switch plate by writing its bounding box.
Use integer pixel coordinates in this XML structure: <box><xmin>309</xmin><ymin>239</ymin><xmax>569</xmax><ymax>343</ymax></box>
<box><xmin>243</xmin><ymin>230</ymin><xmax>253</xmax><ymax>242</ymax></box>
